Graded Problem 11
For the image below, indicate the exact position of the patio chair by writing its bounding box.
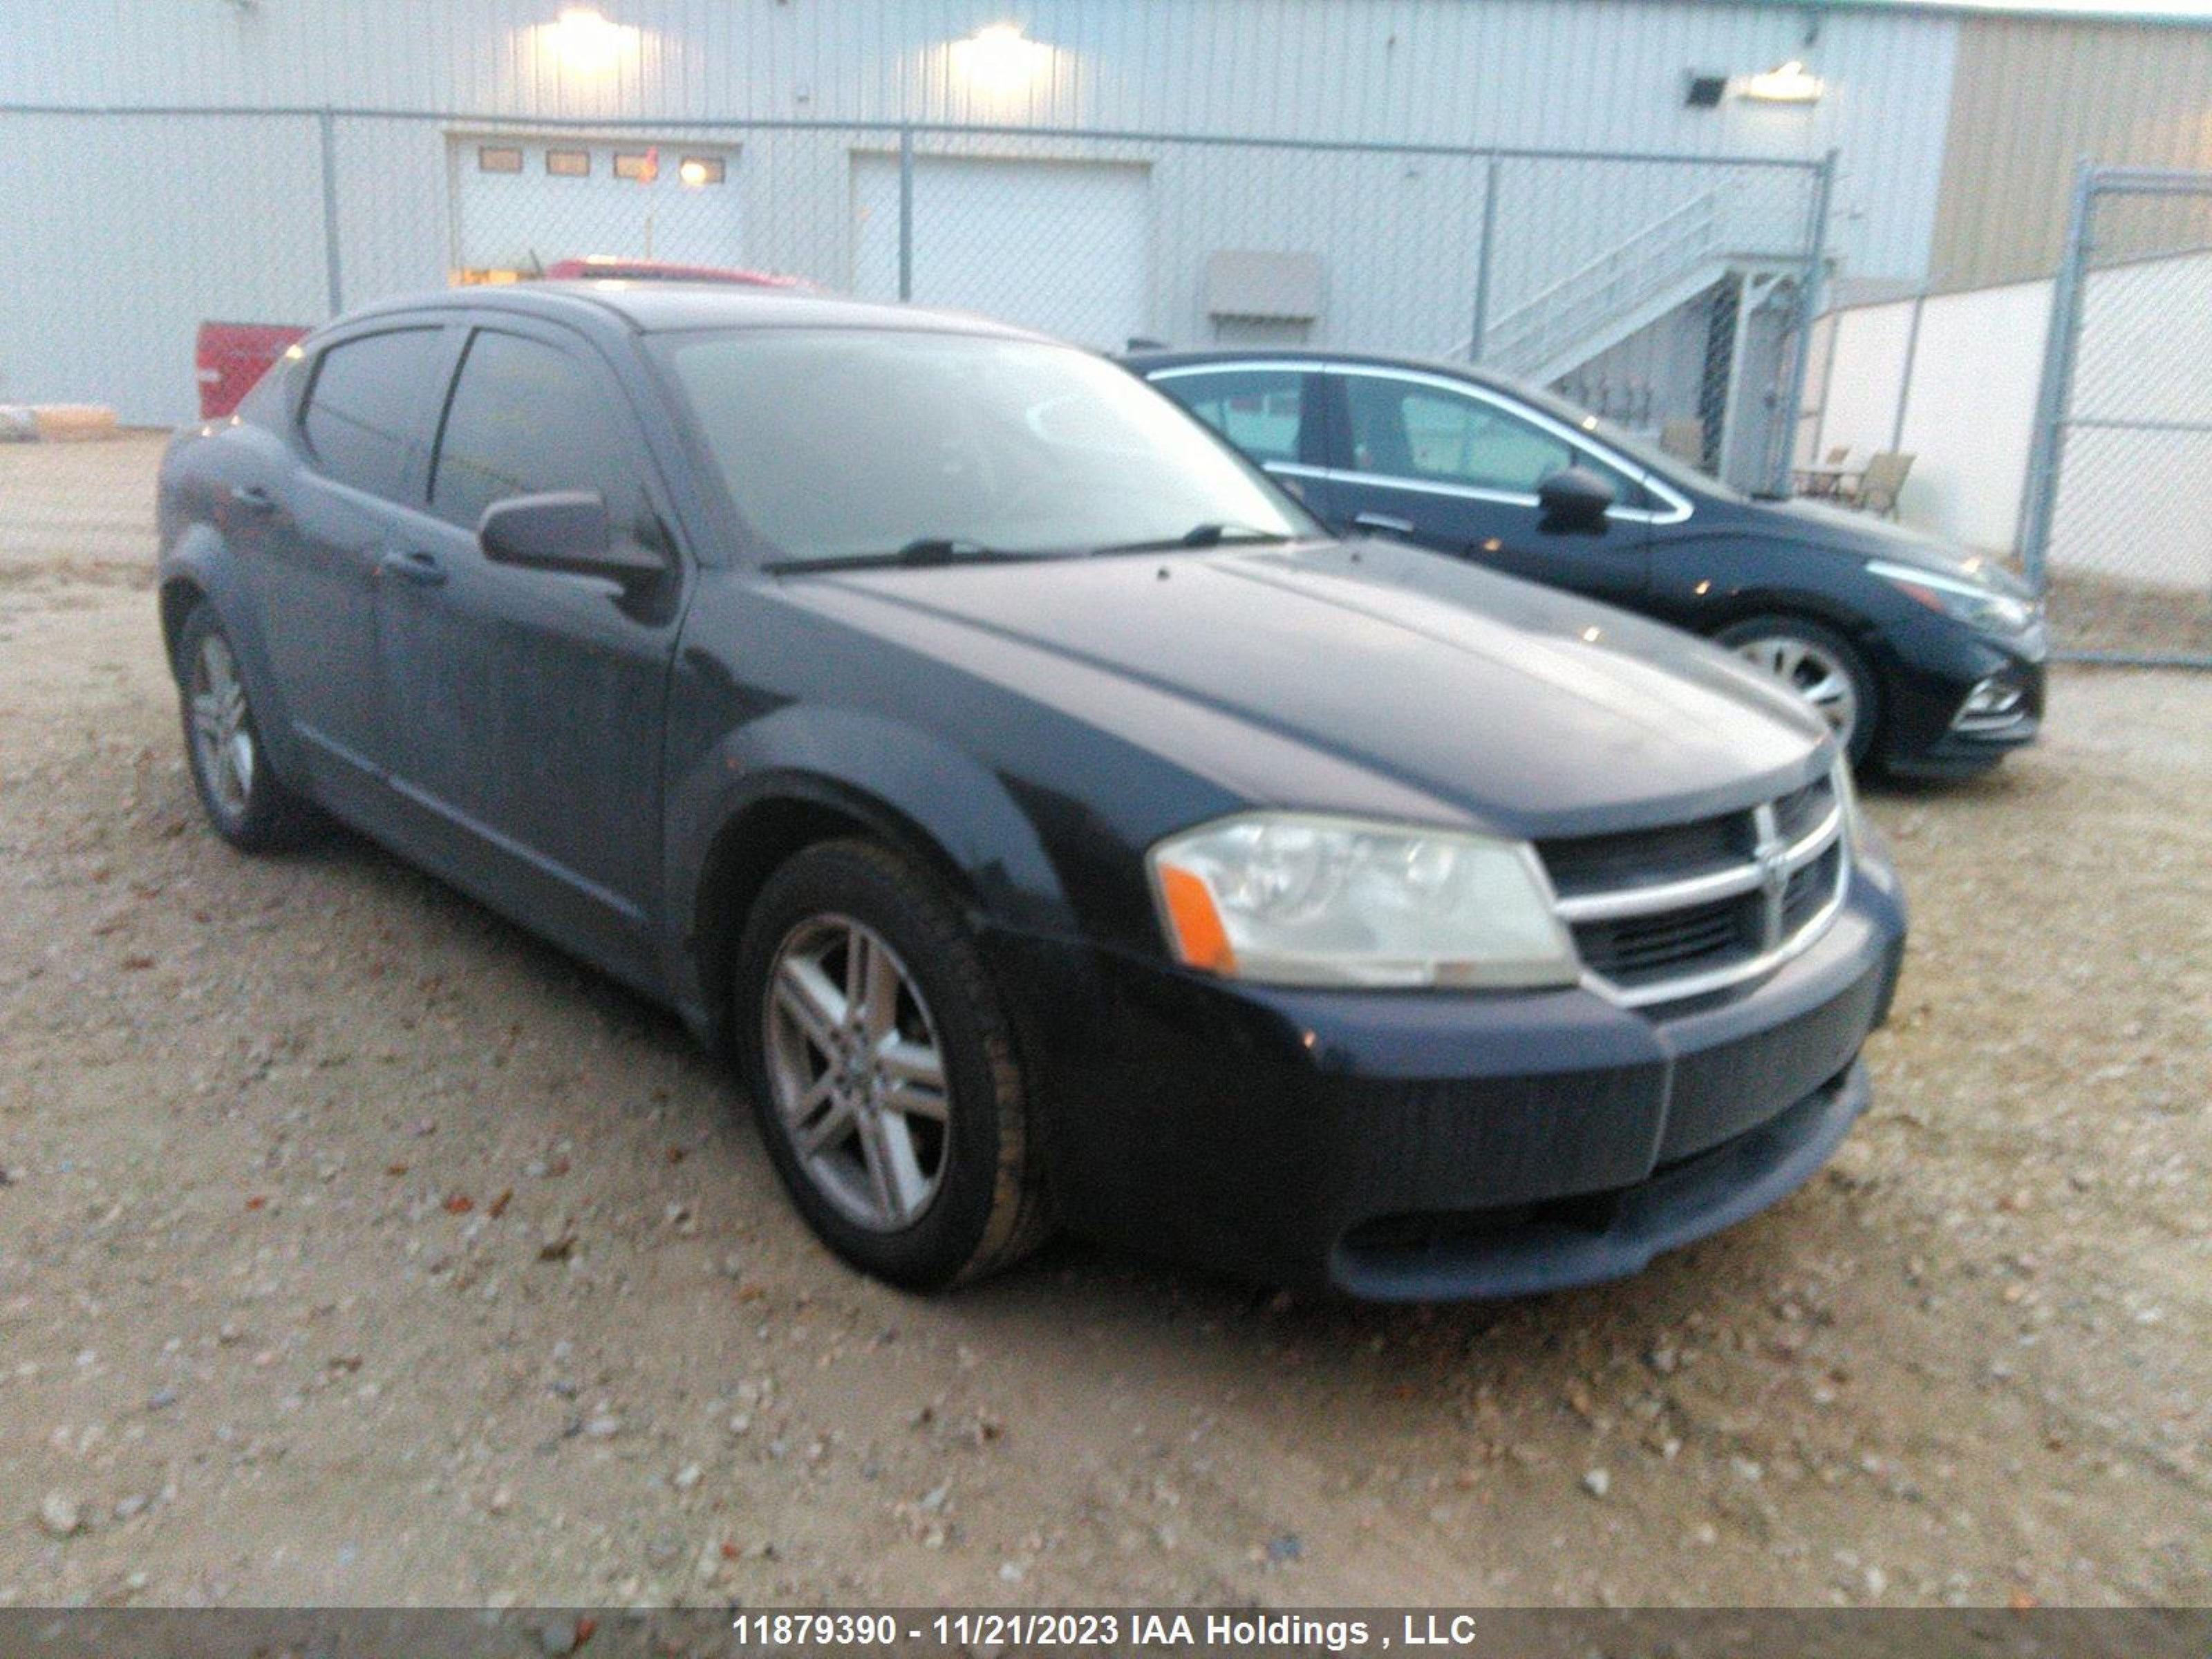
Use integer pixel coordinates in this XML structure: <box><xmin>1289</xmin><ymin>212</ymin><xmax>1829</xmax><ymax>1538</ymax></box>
<box><xmin>1794</xmin><ymin>444</ymin><xmax>1855</xmax><ymax>498</ymax></box>
<box><xmin>1846</xmin><ymin>451</ymin><xmax>1913</xmax><ymax>517</ymax></box>
<box><xmin>1659</xmin><ymin>418</ymin><xmax>1705</xmax><ymax>469</ymax></box>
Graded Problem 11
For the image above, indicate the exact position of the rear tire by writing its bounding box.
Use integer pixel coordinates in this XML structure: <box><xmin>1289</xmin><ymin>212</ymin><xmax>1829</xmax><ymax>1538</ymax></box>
<box><xmin>175</xmin><ymin>603</ymin><xmax>318</xmax><ymax>852</ymax></box>
<box><xmin>733</xmin><ymin>838</ymin><xmax>1049</xmax><ymax>1290</ymax></box>
<box><xmin>1714</xmin><ymin>613</ymin><xmax>1881</xmax><ymax>765</ymax></box>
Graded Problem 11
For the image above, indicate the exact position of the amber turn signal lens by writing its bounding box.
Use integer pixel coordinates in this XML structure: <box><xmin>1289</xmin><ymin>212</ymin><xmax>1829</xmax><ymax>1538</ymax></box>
<box><xmin>1158</xmin><ymin>865</ymin><xmax>1237</xmax><ymax>973</ymax></box>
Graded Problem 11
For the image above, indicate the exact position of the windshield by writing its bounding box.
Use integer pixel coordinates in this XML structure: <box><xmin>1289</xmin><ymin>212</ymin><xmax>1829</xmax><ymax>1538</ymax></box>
<box><xmin>655</xmin><ymin>328</ymin><xmax>1320</xmax><ymax>565</ymax></box>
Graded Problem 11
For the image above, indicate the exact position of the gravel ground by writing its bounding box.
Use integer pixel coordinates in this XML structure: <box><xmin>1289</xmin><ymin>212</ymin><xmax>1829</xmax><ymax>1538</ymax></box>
<box><xmin>1</xmin><ymin>436</ymin><xmax>2206</xmax><ymax>1609</ymax></box>
<box><xmin>2041</xmin><ymin>572</ymin><xmax>2212</xmax><ymax>664</ymax></box>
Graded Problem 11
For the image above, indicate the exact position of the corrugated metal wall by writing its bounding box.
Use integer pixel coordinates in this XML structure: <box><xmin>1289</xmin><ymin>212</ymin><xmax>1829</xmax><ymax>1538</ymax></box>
<box><xmin>17</xmin><ymin>1</ymin><xmax>2206</xmax><ymax>434</ymax></box>
<box><xmin>1929</xmin><ymin>16</ymin><xmax>2212</xmax><ymax>292</ymax></box>
<box><xmin>0</xmin><ymin>109</ymin><xmax>332</xmax><ymax>418</ymax></box>
<box><xmin>3</xmin><ymin>0</ymin><xmax>1960</xmax><ymax>282</ymax></box>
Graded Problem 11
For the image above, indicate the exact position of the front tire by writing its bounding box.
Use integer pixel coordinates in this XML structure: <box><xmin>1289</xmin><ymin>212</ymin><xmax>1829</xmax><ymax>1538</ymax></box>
<box><xmin>1714</xmin><ymin>614</ymin><xmax>1881</xmax><ymax>765</ymax></box>
<box><xmin>175</xmin><ymin>603</ymin><xmax>317</xmax><ymax>851</ymax></box>
<box><xmin>733</xmin><ymin>838</ymin><xmax>1048</xmax><ymax>1290</ymax></box>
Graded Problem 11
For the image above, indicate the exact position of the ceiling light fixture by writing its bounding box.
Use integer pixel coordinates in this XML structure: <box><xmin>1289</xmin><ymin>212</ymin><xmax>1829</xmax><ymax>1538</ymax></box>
<box><xmin>955</xmin><ymin>22</ymin><xmax>1051</xmax><ymax>97</ymax></box>
<box><xmin>1739</xmin><ymin>59</ymin><xmax>1823</xmax><ymax>104</ymax></box>
<box><xmin>552</xmin><ymin>7</ymin><xmax>629</xmax><ymax>75</ymax></box>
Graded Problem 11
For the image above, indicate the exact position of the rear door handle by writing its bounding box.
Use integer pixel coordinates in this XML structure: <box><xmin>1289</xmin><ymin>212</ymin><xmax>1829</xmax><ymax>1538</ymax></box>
<box><xmin>379</xmin><ymin>549</ymin><xmax>448</xmax><ymax>588</ymax></box>
<box><xmin>1353</xmin><ymin>512</ymin><xmax>1415</xmax><ymax>536</ymax></box>
<box><xmin>228</xmin><ymin>485</ymin><xmax>276</xmax><ymax>514</ymax></box>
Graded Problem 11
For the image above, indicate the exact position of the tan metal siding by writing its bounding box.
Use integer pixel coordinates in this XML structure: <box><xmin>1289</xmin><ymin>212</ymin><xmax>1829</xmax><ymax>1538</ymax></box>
<box><xmin>1931</xmin><ymin>17</ymin><xmax>2212</xmax><ymax>290</ymax></box>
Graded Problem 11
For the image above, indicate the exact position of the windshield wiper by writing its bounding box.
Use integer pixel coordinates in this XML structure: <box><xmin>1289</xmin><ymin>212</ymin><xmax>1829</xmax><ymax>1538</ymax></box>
<box><xmin>1088</xmin><ymin>523</ymin><xmax>1299</xmax><ymax>556</ymax></box>
<box><xmin>762</xmin><ymin>538</ymin><xmax>1042</xmax><ymax>575</ymax></box>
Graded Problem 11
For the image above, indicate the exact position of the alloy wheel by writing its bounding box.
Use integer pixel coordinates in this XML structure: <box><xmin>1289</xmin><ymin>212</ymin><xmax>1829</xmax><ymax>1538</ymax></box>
<box><xmin>1732</xmin><ymin>633</ymin><xmax>1861</xmax><ymax>747</ymax></box>
<box><xmin>189</xmin><ymin>632</ymin><xmax>256</xmax><ymax>818</ymax></box>
<box><xmin>762</xmin><ymin>915</ymin><xmax>951</xmax><ymax>1232</ymax></box>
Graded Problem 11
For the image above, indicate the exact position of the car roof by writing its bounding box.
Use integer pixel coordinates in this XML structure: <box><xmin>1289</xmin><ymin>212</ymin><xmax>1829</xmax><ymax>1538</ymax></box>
<box><xmin>1123</xmin><ymin>345</ymin><xmax>1541</xmax><ymax>397</ymax></box>
<box><xmin>339</xmin><ymin>281</ymin><xmax>1053</xmax><ymax>342</ymax></box>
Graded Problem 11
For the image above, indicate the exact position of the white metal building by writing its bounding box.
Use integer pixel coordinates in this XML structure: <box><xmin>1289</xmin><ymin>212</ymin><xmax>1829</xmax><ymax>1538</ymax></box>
<box><xmin>3</xmin><ymin>0</ymin><xmax>2204</xmax><ymax>454</ymax></box>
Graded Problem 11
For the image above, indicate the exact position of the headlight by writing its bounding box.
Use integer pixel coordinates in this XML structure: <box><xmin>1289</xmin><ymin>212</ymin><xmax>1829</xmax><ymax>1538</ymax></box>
<box><xmin>1147</xmin><ymin>814</ymin><xmax>1580</xmax><ymax>989</ymax></box>
<box><xmin>1866</xmin><ymin>559</ymin><xmax>2034</xmax><ymax>634</ymax></box>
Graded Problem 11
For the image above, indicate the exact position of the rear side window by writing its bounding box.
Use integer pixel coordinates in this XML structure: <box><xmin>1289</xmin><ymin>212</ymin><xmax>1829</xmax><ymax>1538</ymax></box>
<box><xmin>1342</xmin><ymin>374</ymin><xmax>1649</xmax><ymax>506</ymax></box>
<box><xmin>429</xmin><ymin>330</ymin><xmax>631</xmax><ymax>529</ymax></box>
<box><xmin>300</xmin><ymin>328</ymin><xmax>444</xmax><ymax>500</ymax></box>
<box><xmin>1153</xmin><ymin>367</ymin><xmax>1313</xmax><ymax>465</ymax></box>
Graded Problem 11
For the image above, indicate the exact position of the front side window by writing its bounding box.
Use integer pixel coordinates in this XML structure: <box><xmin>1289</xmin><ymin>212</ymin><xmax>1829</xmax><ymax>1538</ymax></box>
<box><xmin>1153</xmin><ymin>368</ymin><xmax>1311</xmax><ymax>465</ymax></box>
<box><xmin>429</xmin><ymin>330</ymin><xmax>630</xmax><ymax>529</ymax></box>
<box><xmin>299</xmin><ymin>327</ymin><xmax>446</xmax><ymax>502</ymax></box>
<box><xmin>655</xmin><ymin>330</ymin><xmax>1316</xmax><ymax>565</ymax></box>
<box><xmin>1341</xmin><ymin>375</ymin><xmax>1641</xmax><ymax>503</ymax></box>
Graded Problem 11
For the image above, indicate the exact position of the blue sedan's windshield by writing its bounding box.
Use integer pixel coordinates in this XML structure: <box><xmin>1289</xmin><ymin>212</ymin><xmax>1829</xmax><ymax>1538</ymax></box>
<box><xmin>655</xmin><ymin>328</ymin><xmax>1318</xmax><ymax>565</ymax></box>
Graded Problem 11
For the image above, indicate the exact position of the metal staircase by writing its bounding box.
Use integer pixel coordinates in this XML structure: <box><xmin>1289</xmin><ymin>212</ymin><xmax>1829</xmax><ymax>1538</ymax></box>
<box><xmin>1434</xmin><ymin>187</ymin><xmax>1814</xmax><ymax>488</ymax></box>
<box><xmin>1470</xmin><ymin>189</ymin><xmax>1729</xmax><ymax>385</ymax></box>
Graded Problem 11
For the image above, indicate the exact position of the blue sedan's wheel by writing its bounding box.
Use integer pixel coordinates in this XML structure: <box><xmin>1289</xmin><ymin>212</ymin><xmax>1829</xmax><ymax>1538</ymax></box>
<box><xmin>735</xmin><ymin>838</ymin><xmax>1049</xmax><ymax>1288</ymax></box>
<box><xmin>1716</xmin><ymin>615</ymin><xmax>1880</xmax><ymax>765</ymax></box>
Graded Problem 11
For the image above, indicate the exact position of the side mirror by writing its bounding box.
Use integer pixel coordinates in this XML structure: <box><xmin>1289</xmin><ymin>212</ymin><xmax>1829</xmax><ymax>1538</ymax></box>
<box><xmin>479</xmin><ymin>491</ymin><xmax>666</xmax><ymax>581</ymax></box>
<box><xmin>1537</xmin><ymin>467</ymin><xmax>1616</xmax><ymax>534</ymax></box>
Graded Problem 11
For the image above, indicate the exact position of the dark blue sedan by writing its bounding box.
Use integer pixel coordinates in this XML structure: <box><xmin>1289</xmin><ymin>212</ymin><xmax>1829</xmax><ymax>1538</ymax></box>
<box><xmin>156</xmin><ymin>285</ymin><xmax>1906</xmax><ymax>1299</ymax></box>
<box><xmin>1132</xmin><ymin>348</ymin><xmax>2046</xmax><ymax>777</ymax></box>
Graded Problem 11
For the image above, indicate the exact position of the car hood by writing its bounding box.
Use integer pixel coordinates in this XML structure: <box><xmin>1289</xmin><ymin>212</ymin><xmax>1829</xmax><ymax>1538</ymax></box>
<box><xmin>778</xmin><ymin>541</ymin><xmax>1831</xmax><ymax>839</ymax></box>
<box><xmin>1754</xmin><ymin>496</ymin><xmax>2034</xmax><ymax>598</ymax></box>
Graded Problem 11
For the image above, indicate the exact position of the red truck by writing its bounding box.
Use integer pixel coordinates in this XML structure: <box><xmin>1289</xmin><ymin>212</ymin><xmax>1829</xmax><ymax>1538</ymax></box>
<box><xmin>195</xmin><ymin>321</ymin><xmax>311</xmax><ymax>421</ymax></box>
<box><xmin>539</xmin><ymin>257</ymin><xmax>805</xmax><ymax>287</ymax></box>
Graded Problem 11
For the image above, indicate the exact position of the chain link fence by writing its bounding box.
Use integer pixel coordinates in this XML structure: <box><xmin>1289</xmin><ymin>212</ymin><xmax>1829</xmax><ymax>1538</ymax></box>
<box><xmin>0</xmin><ymin>105</ymin><xmax>1826</xmax><ymax>492</ymax></box>
<box><xmin>2021</xmin><ymin>164</ymin><xmax>2212</xmax><ymax>666</ymax></box>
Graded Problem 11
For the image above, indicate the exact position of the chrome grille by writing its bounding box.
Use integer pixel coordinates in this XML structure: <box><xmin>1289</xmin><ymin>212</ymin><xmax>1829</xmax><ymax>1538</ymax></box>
<box><xmin>1570</xmin><ymin>895</ymin><xmax>1749</xmax><ymax>982</ymax></box>
<box><xmin>1539</xmin><ymin>769</ymin><xmax>1850</xmax><ymax>1007</ymax></box>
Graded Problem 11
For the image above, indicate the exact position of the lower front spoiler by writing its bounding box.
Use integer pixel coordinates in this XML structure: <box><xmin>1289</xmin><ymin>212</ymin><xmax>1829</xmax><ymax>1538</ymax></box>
<box><xmin>1882</xmin><ymin>720</ymin><xmax>2041</xmax><ymax>778</ymax></box>
<box><xmin>1327</xmin><ymin>1059</ymin><xmax>1871</xmax><ymax>1301</ymax></box>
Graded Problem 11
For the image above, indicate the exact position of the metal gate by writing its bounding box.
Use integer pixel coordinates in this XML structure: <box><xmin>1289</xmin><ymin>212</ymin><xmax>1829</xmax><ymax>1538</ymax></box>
<box><xmin>2021</xmin><ymin>164</ymin><xmax>2212</xmax><ymax>666</ymax></box>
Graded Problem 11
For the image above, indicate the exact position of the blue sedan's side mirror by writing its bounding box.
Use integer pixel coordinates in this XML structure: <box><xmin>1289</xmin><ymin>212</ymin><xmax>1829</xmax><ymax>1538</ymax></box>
<box><xmin>1537</xmin><ymin>467</ymin><xmax>1616</xmax><ymax>534</ymax></box>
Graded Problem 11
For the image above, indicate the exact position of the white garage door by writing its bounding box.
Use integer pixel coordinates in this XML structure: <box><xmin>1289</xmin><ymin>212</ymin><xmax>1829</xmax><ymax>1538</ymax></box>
<box><xmin>852</xmin><ymin>154</ymin><xmax>1150</xmax><ymax>350</ymax></box>
<box><xmin>451</xmin><ymin>138</ymin><xmax>742</xmax><ymax>278</ymax></box>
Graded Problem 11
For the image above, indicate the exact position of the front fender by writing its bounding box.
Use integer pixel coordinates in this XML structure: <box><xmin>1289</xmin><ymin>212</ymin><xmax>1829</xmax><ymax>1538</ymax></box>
<box><xmin>660</xmin><ymin>701</ymin><xmax>1078</xmax><ymax>1032</ymax></box>
<box><xmin>1651</xmin><ymin>534</ymin><xmax>1893</xmax><ymax>641</ymax></box>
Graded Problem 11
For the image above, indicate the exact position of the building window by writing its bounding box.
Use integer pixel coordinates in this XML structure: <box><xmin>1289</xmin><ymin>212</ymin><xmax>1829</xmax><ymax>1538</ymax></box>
<box><xmin>477</xmin><ymin>145</ymin><xmax>523</xmax><ymax>174</ymax></box>
<box><xmin>677</xmin><ymin>156</ymin><xmax>726</xmax><ymax>186</ymax></box>
<box><xmin>545</xmin><ymin>149</ymin><xmax>590</xmax><ymax>178</ymax></box>
<box><xmin>612</xmin><ymin>151</ymin><xmax>659</xmax><ymax>182</ymax></box>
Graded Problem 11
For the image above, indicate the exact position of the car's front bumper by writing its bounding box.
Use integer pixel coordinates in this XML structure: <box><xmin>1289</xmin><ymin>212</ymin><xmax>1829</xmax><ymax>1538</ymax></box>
<box><xmin>987</xmin><ymin>854</ymin><xmax>1906</xmax><ymax>1300</ymax></box>
<box><xmin>1873</xmin><ymin>615</ymin><xmax>2047</xmax><ymax>777</ymax></box>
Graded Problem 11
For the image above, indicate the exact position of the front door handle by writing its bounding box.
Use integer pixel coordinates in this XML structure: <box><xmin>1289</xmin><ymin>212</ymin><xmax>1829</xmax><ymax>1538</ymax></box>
<box><xmin>228</xmin><ymin>485</ymin><xmax>276</xmax><ymax>514</ymax></box>
<box><xmin>1353</xmin><ymin>512</ymin><xmax>1415</xmax><ymax>536</ymax></box>
<box><xmin>379</xmin><ymin>549</ymin><xmax>448</xmax><ymax>588</ymax></box>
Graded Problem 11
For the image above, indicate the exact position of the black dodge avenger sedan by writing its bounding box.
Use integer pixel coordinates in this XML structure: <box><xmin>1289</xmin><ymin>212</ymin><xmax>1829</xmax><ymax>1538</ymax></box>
<box><xmin>1130</xmin><ymin>349</ymin><xmax>2045</xmax><ymax>776</ymax></box>
<box><xmin>158</xmin><ymin>285</ymin><xmax>1906</xmax><ymax>1298</ymax></box>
